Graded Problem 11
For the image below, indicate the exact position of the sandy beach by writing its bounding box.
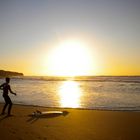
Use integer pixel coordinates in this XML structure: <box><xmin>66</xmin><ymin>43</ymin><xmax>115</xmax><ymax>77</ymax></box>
<box><xmin>0</xmin><ymin>104</ymin><xmax>140</xmax><ymax>140</ymax></box>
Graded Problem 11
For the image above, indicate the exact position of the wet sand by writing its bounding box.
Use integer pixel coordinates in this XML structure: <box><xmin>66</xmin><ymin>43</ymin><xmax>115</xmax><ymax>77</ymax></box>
<box><xmin>0</xmin><ymin>104</ymin><xmax>140</xmax><ymax>140</ymax></box>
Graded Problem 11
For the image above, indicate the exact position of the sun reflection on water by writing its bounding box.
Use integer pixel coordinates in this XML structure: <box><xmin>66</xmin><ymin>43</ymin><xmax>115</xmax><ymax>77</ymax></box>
<box><xmin>59</xmin><ymin>81</ymin><xmax>82</xmax><ymax>108</ymax></box>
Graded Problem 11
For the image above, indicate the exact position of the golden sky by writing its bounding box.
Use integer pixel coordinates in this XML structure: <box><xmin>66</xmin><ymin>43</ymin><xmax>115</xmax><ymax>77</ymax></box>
<box><xmin>0</xmin><ymin>0</ymin><xmax>140</xmax><ymax>76</ymax></box>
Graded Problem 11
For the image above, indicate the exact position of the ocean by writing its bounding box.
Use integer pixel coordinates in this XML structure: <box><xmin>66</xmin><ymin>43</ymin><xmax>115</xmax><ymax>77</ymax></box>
<box><xmin>0</xmin><ymin>76</ymin><xmax>140</xmax><ymax>111</ymax></box>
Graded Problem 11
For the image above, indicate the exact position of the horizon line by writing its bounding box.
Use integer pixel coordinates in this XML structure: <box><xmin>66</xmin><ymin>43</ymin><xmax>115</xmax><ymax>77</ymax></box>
<box><xmin>22</xmin><ymin>75</ymin><xmax>140</xmax><ymax>77</ymax></box>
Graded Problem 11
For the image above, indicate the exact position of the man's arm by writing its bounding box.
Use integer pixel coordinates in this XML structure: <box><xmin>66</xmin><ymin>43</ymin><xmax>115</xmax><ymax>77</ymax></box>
<box><xmin>9</xmin><ymin>85</ymin><xmax>16</xmax><ymax>95</ymax></box>
<box><xmin>0</xmin><ymin>83</ymin><xmax>4</xmax><ymax>90</ymax></box>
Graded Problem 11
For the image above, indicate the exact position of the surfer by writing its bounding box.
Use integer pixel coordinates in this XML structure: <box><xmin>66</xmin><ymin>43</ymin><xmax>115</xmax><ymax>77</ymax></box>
<box><xmin>0</xmin><ymin>77</ymin><xmax>16</xmax><ymax>116</ymax></box>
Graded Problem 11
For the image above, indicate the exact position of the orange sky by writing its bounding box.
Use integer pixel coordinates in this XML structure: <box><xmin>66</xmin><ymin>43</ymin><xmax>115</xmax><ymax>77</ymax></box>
<box><xmin>0</xmin><ymin>0</ymin><xmax>140</xmax><ymax>76</ymax></box>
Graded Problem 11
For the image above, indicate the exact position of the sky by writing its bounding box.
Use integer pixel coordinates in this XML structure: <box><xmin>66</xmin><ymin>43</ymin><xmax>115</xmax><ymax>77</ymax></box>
<box><xmin>0</xmin><ymin>0</ymin><xmax>140</xmax><ymax>76</ymax></box>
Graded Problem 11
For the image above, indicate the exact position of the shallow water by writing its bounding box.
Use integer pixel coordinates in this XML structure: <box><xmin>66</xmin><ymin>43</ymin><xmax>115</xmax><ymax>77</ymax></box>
<box><xmin>0</xmin><ymin>76</ymin><xmax>140</xmax><ymax>111</ymax></box>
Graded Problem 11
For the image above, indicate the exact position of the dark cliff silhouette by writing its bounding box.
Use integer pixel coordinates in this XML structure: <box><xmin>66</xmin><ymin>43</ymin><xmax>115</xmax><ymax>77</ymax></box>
<box><xmin>0</xmin><ymin>70</ymin><xmax>23</xmax><ymax>77</ymax></box>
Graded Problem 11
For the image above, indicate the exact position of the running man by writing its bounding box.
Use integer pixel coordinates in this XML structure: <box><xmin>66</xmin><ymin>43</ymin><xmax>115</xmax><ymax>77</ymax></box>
<box><xmin>0</xmin><ymin>77</ymin><xmax>16</xmax><ymax>116</ymax></box>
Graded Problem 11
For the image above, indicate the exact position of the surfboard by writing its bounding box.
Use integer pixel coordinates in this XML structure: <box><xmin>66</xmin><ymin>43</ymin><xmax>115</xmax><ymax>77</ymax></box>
<box><xmin>31</xmin><ymin>110</ymin><xmax>63</xmax><ymax>117</ymax></box>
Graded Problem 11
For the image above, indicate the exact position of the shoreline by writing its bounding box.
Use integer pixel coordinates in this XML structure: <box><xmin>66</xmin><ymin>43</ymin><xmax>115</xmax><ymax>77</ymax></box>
<box><xmin>0</xmin><ymin>102</ymin><xmax>140</xmax><ymax>112</ymax></box>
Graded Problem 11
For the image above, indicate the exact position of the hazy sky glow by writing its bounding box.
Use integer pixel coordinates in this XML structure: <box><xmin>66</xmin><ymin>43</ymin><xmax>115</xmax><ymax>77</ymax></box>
<box><xmin>0</xmin><ymin>0</ymin><xmax>140</xmax><ymax>76</ymax></box>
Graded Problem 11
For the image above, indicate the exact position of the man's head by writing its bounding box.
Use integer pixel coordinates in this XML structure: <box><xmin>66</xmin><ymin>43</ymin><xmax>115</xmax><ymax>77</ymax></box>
<box><xmin>6</xmin><ymin>77</ymin><xmax>10</xmax><ymax>83</ymax></box>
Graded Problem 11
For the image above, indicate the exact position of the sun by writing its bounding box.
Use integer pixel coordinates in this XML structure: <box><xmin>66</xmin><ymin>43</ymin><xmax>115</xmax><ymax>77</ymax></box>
<box><xmin>46</xmin><ymin>40</ymin><xmax>93</xmax><ymax>76</ymax></box>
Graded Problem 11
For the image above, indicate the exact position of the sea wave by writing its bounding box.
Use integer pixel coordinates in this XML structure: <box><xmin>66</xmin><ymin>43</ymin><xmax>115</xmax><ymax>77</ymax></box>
<box><xmin>11</xmin><ymin>76</ymin><xmax>140</xmax><ymax>83</ymax></box>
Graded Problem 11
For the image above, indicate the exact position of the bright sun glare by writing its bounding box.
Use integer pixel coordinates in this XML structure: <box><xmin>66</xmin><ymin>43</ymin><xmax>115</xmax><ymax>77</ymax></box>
<box><xmin>47</xmin><ymin>40</ymin><xmax>93</xmax><ymax>76</ymax></box>
<box><xmin>59</xmin><ymin>81</ymin><xmax>82</xmax><ymax>108</ymax></box>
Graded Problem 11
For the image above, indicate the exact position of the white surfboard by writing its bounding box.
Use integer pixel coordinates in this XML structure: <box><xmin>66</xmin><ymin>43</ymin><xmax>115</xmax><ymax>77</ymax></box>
<box><xmin>31</xmin><ymin>110</ymin><xmax>63</xmax><ymax>117</ymax></box>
